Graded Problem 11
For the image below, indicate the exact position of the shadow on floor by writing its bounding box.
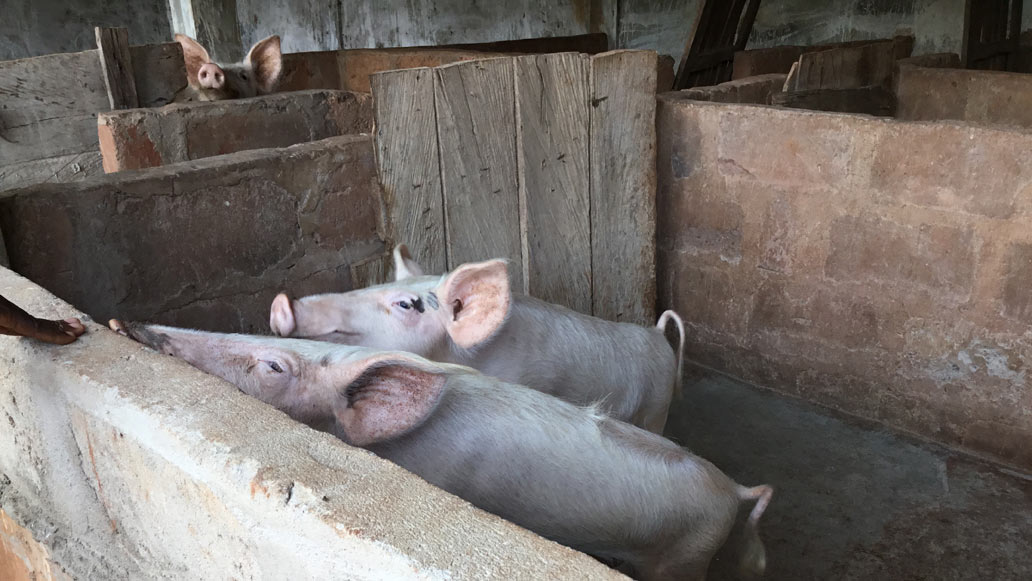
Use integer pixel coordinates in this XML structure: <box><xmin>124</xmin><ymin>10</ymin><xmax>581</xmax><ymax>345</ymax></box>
<box><xmin>665</xmin><ymin>365</ymin><xmax>1032</xmax><ymax>581</ymax></box>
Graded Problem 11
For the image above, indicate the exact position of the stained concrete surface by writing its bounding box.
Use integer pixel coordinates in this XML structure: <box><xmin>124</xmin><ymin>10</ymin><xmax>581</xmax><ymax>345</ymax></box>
<box><xmin>667</xmin><ymin>365</ymin><xmax>1032</xmax><ymax>581</ymax></box>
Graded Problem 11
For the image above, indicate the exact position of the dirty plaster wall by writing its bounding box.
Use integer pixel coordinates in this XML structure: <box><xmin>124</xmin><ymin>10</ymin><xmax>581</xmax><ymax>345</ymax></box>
<box><xmin>0</xmin><ymin>0</ymin><xmax>171</xmax><ymax>60</ymax></box>
<box><xmin>657</xmin><ymin>96</ymin><xmax>1032</xmax><ymax>471</ymax></box>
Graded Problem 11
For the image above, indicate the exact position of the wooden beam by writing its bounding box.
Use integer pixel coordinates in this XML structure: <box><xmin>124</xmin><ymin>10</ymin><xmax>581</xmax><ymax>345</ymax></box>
<box><xmin>95</xmin><ymin>27</ymin><xmax>139</xmax><ymax>110</ymax></box>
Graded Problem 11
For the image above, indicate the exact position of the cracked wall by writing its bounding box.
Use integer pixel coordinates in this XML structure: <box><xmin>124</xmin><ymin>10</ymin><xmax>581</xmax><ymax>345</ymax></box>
<box><xmin>657</xmin><ymin>96</ymin><xmax>1032</xmax><ymax>470</ymax></box>
<box><xmin>0</xmin><ymin>135</ymin><xmax>387</xmax><ymax>333</ymax></box>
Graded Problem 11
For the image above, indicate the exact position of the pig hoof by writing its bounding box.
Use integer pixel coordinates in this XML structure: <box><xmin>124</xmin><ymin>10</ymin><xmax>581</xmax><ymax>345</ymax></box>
<box><xmin>108</xmin><ymin>319</ymin><xmax>128</xmax><ymax>335</ymax></box>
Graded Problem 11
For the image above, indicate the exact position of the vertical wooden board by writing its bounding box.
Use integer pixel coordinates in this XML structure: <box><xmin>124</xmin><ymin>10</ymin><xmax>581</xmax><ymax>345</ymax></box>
<box><xmin>590</xmin><ymin>50</ymin><xmax>657</xmax><ymax>326</ymax></box>
<box><xmin>434</xmin><ymin>58</ymin><xmax>522</xmax><ymax>284</ymax></box>
<box><xmin>370</xmin><ymin>68</ymin><xmax>447</xmax><ymax>274</ymax></box>
<box><xmin>349</xmin><ymin>252</ymin><xmax>391</xmax><ymax>288</ymax></box>
<box><xmin>129</xmin><ymin>43</ymin><xmax>187</xmax><ymax>107</ymax></box>
<box><xmin>514</xmin><ymin>53</ymin><xmax>591</xmax><ymax>313</ymax></box>
<box><xmin>95</xmin><ymin>27</ymin><xmax>139</xmax><ymax>110</ymax></box>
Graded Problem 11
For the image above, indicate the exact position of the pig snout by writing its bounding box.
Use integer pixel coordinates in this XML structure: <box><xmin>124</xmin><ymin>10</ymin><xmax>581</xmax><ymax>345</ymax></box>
<box><xmin>109</xmin><ymin>319</ymin><xmax>175</xmax><ymax>355</ymax></box>
<box><xmin>197</xmin><ymin>62</ymin><xmax>225</xmax><ymax>90</ymax></box>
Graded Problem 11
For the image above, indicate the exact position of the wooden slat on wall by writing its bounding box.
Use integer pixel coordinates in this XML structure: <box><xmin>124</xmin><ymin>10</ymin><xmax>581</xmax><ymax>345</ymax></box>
<box><xmin>129</xmin><ymin>42</ymin><xmax>186</xmax><ymax>107</ymax></box>
<box><xmin>95</xmin><ymin>27</ymin><xmax>140</xmax><ymax>110</ymax></box>
<box><xmin>433</xmin><ymin>58</ymin><xmax>522</xmax><ymax>283</ymax></box>
<box><xmin>589</xmin><ymin>50</ymin><xmax>657</xmax><ymax>326</ymax></box>
<box><xmin>370</xmin><ymin>67</ymin><xmax>447</xmax><ymax>274</ymax></box>
<box><xmin>794</xmin><ymin>39</ymin><xmax>897</xmax><ymax>91</ymax></box>
<box><xmin>514</xmin><ymin>52</ymin><xmax>591</xmax><ymax>312</ymax></box>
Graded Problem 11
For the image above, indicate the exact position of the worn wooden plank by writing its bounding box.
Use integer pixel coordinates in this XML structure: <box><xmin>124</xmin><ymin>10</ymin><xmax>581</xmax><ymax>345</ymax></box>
<box><xmin>0</xmin><ymin>151</ymin><xmax>103</xmax><ymax>193</ymax></box>
<box><xmin>589</xmin><ymin>50</ymin><xmax>656</xmax><ymax>326</ymax></box>
<box><xmin>129</xmin><ymin>42</ymin><xmax>187</xmax><ymax>107</ymax></box>
<box><xmin>370</xmin><ymin>67</ymin><xmax>447</xmax><ymax>274</ymax></box>
<box><xmin>794</xmin><ymin>40</ymin><xmax>896</xmax><ymax>91</ymax></box>
<box><xmin>773</xmin><ymin>86</ymin><xmax>896</xmax><ymax>116</ymax></box>
<box><xmin>434</xmin><ymin>58</ymin><xmax>523</xmax><ymax>283</ymax></box>
<box><xmin>0</xmin><ymin>113</ymin><xmax>99</xmax><ymax>166</ymax></box>
<box><xmin>0</xmin><ymin>50</ymin><xmax>109</xmax><ymax>127</ymax></box>
<box><xmin>514</xmin><ymin>52</ymin><xmax>591</xmax><ymax>313</ymax></box>
<box><xmin>349</xmin><ymin>252</ymin><xmax>391</xmax><ymax>288</ymax></box>
<box><xmin>95</xmin><ymin>27</ymin><xmax>139</xmax><ymax>110</ymax></box>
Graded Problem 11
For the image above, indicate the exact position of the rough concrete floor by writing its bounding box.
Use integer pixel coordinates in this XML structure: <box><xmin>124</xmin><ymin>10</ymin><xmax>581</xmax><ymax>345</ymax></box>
<box><xmin>665</xmin><ymin>366</ymin><xmax>1032</xmax><ymax>581</ymax></box>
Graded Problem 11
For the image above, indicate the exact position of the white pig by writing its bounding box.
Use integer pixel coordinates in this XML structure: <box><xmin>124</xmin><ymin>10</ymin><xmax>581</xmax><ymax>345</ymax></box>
<box><xmin>172</xmin><ymin>34</ymin><xmax>282</xmax><ymax>102</ymax></box>
<box><xmin>110</xmin><ymin>320</ymin><xmax>772</xmax><ymax>581</ymax></box>
<box><xmin>269</xmin><ymin>245</ymin><xmax>685</xmax><ymax>434</ymax></box>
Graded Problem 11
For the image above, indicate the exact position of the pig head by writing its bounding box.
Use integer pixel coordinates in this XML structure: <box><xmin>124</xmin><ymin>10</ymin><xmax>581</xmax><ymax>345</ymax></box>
<box><xmin>172</xmin><ymin>34</ymin><xmax>282</xmax><ymax>102</ymax></box>
<box><xmin>270</xmin><ymin>245</ymin><xmax>678</xmax><ymax>434</ymax></box>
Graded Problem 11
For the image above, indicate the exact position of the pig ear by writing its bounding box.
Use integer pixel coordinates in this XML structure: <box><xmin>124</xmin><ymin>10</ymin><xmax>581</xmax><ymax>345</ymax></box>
<box><xmin>334</xmin><ymin>357</ymin><xmax>446</xmax><ymax>446</ymax></box>
<box><xmin>393</xmin><ymin>244</ymin><xmax>424</xmax><ymax>280</ymax></box>
<box><xmin>270</xmin><ymin>293</ymin><xmax>296</xmax><ymax>337</ymax></box>
<box><xmin>174</xmin><ymin>34</ymin><xmax>212</xmax><ymax>88</ymax></box>
<box><xmin>438</xmin><ymin>260</ymin><xmax>510</xmax><ymax>348</ymax></box>
<box><xmin>245</xmin><ymin>35</ymin><xmax>282</xmax><ymax>94</ymax></box>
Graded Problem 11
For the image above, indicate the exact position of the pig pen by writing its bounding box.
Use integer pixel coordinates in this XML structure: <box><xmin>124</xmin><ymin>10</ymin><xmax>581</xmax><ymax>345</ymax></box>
<box><xmin>0</xmin><ymin>135</ymin><xmax>622</xmax><ymax>579</ymax></box>
<box><xmin>657</xmin><ymin>95</ymin><xmax>1032</xmax><ymax>579</ymax></box>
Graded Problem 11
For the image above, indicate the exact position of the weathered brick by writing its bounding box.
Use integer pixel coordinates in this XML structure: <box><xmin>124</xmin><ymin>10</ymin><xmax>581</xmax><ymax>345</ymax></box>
<box><xmin>716</xmin><ymin>107</ymin><xmax>856</xmax><ymax>188</ymax></box>
<box><xmin>870</xmin><ymin>123</ymin><xmax>1032</xmax><ymax>219</ymax></box>
<box><xmin>0</xmin><ymin>136</ymin><xmax>386</xmax><ymax>333</ymax></box>
<box><xmin>824</xmin><ymin>216</ymin><xmax>975</xmax><ymax>294</ymax></box>
<box><xmin>1002</xmin><ymin>243</ymin><xmax>1032</xmax><ymax>321</ymax></box>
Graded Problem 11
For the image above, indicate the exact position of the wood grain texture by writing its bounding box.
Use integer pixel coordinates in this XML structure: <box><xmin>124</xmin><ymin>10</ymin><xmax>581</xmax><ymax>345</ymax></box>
<box><xmin>0</xmin><ymin>151</ymin><xmax>103</xmax><ymax>192</ymax></box>
<box><xmin>795</xmin><ymin>40</ymin><xmax>896</xmax><ymax>91</ymax></box>
<box><xmin>589</xmin><ymin>50</ymin><xmax>657</xmax><ymax>326</ymax></box>
<box><xmin>514</xmin><ymin>52</ymin><xmax>591</xmax><ymax>312</ymax></box>
<box><xmin>349</xmin><ymin>251</ymin><xmax>391</xmax><ymax>288</ymax></box>
<box><xmin>434</xmin><ymin>57</ymin><xmax>522</xmax><ymax>283</ymax></box>
<box><xmin>95</xmin><ymin>27</ymin><xmax>139</xmax><ymax>110</ymax></box>
<box><xmin>371</xmin><ymin>67</ymin><xmax>447</xmax><ymax>274</ymax></box>
<box><xmin>129</xmin><ymin>42</ymin><xmax>187</xmax><ymax>107</ymax></box>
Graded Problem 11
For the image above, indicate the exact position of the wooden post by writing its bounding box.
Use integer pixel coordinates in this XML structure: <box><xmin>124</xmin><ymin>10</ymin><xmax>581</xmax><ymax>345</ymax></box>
<box><xmin>589</xmin><ymin>50</ymin><xmax>657</xmax><ymax>325</ymax></box>
<box><xmin>95</xmin><ymin>27</ymin><xmax>139</xmax><ymax>110</ymax></box>
<box><xmin>370</xmin><ymin>68</ymin><xmax>447</xmax><ymax>274</ymax></box>
<box><xmin>514</xmin><ymin>52</ymin><xmax>592</xmax><ymax>313</ymax></box>
<box><xmin>433</xmin><ymin>58</ymin><xmax>523</xmax><ymax>284</ymax></box>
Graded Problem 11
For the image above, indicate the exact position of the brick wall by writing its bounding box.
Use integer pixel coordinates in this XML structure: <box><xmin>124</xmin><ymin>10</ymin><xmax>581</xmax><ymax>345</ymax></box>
<box><xmin>98</xmin><ymin>90</ymin><xmax>373</xmax><ymax>172</ymax></box>
<box><xmin>657</xmin><ymin>95</ymin><xmax>1032</xmax><ymax>469</ymax></box>
<box><xmin>896</xmin><ymin>65</ymin><xmax>1032</xmax><ymax>129</ymax></box>
<box><xmin>0</xmin><ymin>136</ymin><xmax>386</xmax><ymax>333</ymax></box>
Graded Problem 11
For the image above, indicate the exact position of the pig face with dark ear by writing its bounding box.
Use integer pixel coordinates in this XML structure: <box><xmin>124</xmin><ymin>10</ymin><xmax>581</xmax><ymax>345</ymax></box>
<box><xmin>172</xmin><ymin>34</ymin><xmax>282</xmax><ymax>102</ymax></box>
<box><xmin>270</xmin><ymin>256</ymin><xmax>511</xmax><ymax>359</ymax></box>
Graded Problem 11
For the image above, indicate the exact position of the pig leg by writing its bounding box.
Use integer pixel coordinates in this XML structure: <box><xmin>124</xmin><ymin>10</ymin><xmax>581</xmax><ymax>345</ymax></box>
<box><xmin>0</xmin><ymin>294</ymin><xmax>85</xmax><ymax>344</ymax></box>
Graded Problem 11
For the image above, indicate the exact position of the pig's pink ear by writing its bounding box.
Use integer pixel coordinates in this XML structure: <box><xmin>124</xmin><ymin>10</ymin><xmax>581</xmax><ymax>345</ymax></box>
<box><xmin>334</xmin><ymin>358</ymin><xmax>446</xmax><ymax>446</ymax></box>
<box><xmin>174</xmin><ymin>34</ymin><xmax>212</xmax><ymax>89</ymax></box>
<box><xmin>270</xmin><ymin>293</ymin><xmax>296</xmax><ymax>336</ymax></box>
<box><xmin>245</xmin><ymin>35</ymin><xmax>282</xmax><ymax>94</ymax></box>
<box><xmin>438</xmin><ymin>260</ymin><xmax>510</xmax><ymax>348</ymax></box>
<box><xmin>393</xmin><ymin>244</ymin><xmax>424</xmax><ymax>280</ymax></box>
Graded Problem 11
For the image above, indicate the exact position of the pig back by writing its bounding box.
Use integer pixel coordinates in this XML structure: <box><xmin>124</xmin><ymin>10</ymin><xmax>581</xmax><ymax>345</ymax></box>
<box><xmin>461</xmin><ymin>295</ymin><xmax>677</xmax><ymax>424</ymax></box>
<box><xmin>369</xmin><ymin>376</ymin><xmax>738</xmax><ymax>558</ymax></box>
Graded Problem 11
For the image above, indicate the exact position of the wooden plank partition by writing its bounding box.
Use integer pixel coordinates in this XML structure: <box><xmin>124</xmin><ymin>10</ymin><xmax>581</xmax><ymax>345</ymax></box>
<box><xmin>371</xmin><ymin>50</ymin><xmax>657</xmax><ymax>324</ymax></box>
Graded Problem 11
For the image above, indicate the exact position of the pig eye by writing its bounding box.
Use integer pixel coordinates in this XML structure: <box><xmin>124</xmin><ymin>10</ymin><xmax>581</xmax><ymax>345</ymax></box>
<box><xmin>396</xmin><ymin>300</ymin><xmax>412</xmax><ymax>310</ymax></box>
<box><xmin>241</xmin><ymin>73</ymin><xmax>248</xmax><ymax>80</ymax></box>
<box><xmin>264</xmin><ymin>360</ymin><xmax>284</xmax><ymax>373</ymax></box>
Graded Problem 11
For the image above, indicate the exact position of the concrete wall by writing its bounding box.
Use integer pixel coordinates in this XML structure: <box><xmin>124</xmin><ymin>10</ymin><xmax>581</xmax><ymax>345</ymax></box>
<box><xmin>896</xmin><ymin>64</ymin><xmax>1032</xmax><ymax>128</ymax></box>
<box><xmin>98</xmin><ymin>90</ymin><xmax>373</xmax><ymax>171</ymax></box>
<box><xmin>0</xmin><ymin>136</ymin><xmax>386</xmax><ymax>334</ymax></box>
<box><xmin>657</xmin><ymin>96</ymin><xmax>1032</xmax><ymax>471</ymax></box>
<box><xmin>0</xmin><ymin>267</ymin><xmax>622</xmax><ymax>580</ymax></box>
<box><xmin>0</xmin><ymin>0</ymin><xmax>171</xmax><ymax>60</ymax></box>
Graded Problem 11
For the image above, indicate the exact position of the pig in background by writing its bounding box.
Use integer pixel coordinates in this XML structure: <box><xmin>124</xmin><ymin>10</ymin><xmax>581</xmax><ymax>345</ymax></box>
<box><xmin>172</xmin><ymin>34</ymin><xmax>282</xmax><ymax>102</ymax></box>
<box><xmin>108</xmin><ymin>320</ymin><xmax>773</xmax><ymax>581</ymax></box>
<box><xmin>270</xmin><ymin>245</ymin><xmax>686</xmax><ymax>434</ymax></box>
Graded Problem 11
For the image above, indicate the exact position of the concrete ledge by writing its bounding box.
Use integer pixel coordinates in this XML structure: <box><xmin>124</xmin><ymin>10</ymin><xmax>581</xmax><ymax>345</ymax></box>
<box><xmin>0</xmin><ymin>268</ymin><xmax>622</xmax><ymax>579</ymax></box>
<box><xmin>657</xmin><ymin>97</ymin><xmax>1032</xmax><ymax>470</ymax></box>
<box><xmin>895</xmin><ymin>65</ymin><xmax>1032</xmax><ymax>129</ymax></box>
<box><xmin>98</xmin><ymin>90</ymin><xmax>373</xmax><ymax>172</ymax></box>
<box><xmin>0</xmin><ymin>136</ymin><xmax>386</xmax><ymax>333</ymax></box>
